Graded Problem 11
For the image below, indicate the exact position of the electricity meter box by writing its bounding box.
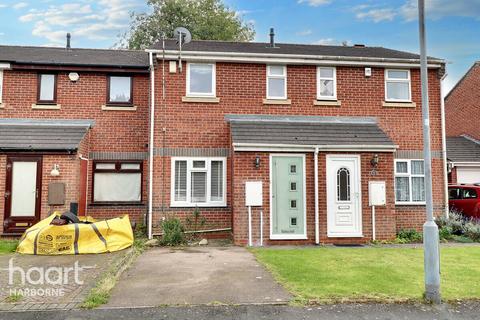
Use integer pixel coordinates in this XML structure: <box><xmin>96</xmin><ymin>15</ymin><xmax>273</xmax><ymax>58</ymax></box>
<box><xmin>245</xmin><ymin>181</ymin><xmax>262</xmax><ymax>206</ymax></box>
<box><xmin>369</xmin><ymin>181</ymin><xmax>386</xmax><ymax>206</ymax></box>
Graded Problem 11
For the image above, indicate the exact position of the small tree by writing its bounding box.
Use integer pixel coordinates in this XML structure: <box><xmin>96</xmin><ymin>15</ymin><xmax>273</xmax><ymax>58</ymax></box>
<box><xmin>120</xmin><ymin>0</ymin><xmax>255</xmax><ymax>49</ymax></box>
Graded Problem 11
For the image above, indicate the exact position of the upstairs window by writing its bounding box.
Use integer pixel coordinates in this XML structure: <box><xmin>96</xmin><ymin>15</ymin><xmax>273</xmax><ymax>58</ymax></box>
<box><xmin>395</xmin><ymin>159</ymin><xmax>425</xmax><ymax>204</ymax></box>
<box><xmin>317</xmin><ymin>67</ymin><xmax>336</xmax><ymax>100</ymax></box>
<box><xmin>93</xmin><ymin>161</ymin><xmax>142</xmax><ymax>203</ymax></box>
<box><xmin>171</xmin><ymin>157</ymin><xmax>226</xmax><ymax>207</ymax></box>
<box><xmin>267</xmin><ymin>65</ymin><xmax>287</xmax><ymax>99</ymax></box>
<box><xmin>37</xmin><ymin>73</ymin><xmax>57</xmax><ymax>104</ymax></box>
<box><xmin>187</xmin><ymin>63</ymin><xmax>215</xmax><ymax>97</ymax></box>
<box><xmin>108</xmin><ymin>76</ymin><xmax>132</xmax><ymax>105</ymax></box>
<box><xmin>385</xmin><ymin>69</ymin><xmax>411</xmax><ymax>102</ymax></box>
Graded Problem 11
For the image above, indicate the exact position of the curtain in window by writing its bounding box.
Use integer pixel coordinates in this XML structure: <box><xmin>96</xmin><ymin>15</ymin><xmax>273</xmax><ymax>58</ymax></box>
<box><xmin>412</xmin><ymin>177</ymin><xmax>425</xmax><ymax>202</ymax></box>
<box><xmin>174</xmin><ymin>161</ymin><xmax>187</xmax><ymax>201</ymax></box>
<box><xmin>396</xmin><ymin>161</ymin><xmax>408</xmax><ymax>173</ymax></box>
<box><xmin>191</xmin><ymin>172</ymin><xmax>207</xmax><ymax>202</ymax></box>
<box><xmin>211</xmin><ymin>161</ymin><xmax>223</xmax><ymax>201</ymax></box>
<box><xmin>411</xmin><ymin>160</ymin><xmax>425</xmax><ymax>175</ymax></box>
<box><xmin>94</xmin><ymin>173</ymin><xmax>141</xmax><ymax>202</ymax></box>
<box><xmin>395</xmin><ymin>177</ymin><xmax>410</xmax><ymax>202</ymax></box>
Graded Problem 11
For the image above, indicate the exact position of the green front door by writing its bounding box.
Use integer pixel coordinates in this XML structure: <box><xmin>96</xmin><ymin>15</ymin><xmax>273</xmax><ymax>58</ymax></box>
<box><xmin>271</xmin><ymin>155</ymin><xmax>306</xmax><ymax>239</ymax></box>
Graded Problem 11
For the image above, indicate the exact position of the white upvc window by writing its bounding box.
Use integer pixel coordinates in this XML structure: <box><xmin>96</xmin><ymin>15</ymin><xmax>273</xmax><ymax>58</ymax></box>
<box><xmin>317</xmin><ymin>66</ymin><xmax>336</xmax><ymax>100</ymax></box>
<box><xmin>0</xmin><ymin>70</ymin><xmax>3</xmax><ymax>104</ymax></box>
<box><xmin>385</xmin><ymin>69</ymin><xmax>411</xmax><ymax>102</ymax></box>
<box><xmin>394</xmin><ymin>159</ymin><xmax>426</xmax><ymax>205</ymax></box>
<box><xmin>186</xmin><ymin>63</ymin><xmax>216</xmax><ymax>97</ymax></box>
<box><xmin>266</xmin><ymin>65</ymin><xmax>287</xmax><ymax>99</ymax></box>
<box><xmin>171</xmin><ymin>157</ymin><xmax>226</xmax><ymax>207</ymax></box>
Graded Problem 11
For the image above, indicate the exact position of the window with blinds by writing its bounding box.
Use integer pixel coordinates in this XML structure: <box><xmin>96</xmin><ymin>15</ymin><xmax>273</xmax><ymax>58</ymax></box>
<box><xmin>171</xmin><ymin>158</ymin><xmax>226</xmax><ymax>207</ymax></box>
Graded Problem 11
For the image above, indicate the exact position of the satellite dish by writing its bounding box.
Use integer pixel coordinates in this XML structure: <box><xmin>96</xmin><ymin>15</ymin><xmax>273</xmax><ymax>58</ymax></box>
<box><xmin>173</xmin><ymin>27</ymin><xmax>192</xmax><ymax>45</ymax></box>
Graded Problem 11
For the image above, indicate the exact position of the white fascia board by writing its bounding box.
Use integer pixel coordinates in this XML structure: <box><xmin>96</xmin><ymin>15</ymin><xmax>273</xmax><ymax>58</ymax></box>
<box><xmin>450</xmin><ymin>162</ymin><xmax>480</xmax><ymax>168</ymax></box>
<box><xmin>0</xmin><ymin>63</ymin><xmax>11</xmax><ymax>70</ymax></box>
<box><xmin>147</xmin><ymin>50</ymin><xmax>444</xmax><ymax>68</ymax></box>
<box><xmin>232</xmin><ymin>143</ymin><xmax>398</xmax><ymax>153</ymax></box>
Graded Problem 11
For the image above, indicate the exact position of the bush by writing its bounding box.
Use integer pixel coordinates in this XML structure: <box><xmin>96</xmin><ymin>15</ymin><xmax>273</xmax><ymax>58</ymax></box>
<box><xmin>161</xmin><ymin>218</ymin><xmax>185</xmax><ymax>246</ymax></box>
<box><xmin>397</xmin><ymin>229</ymin><xmax>423</xmax><ymax>243</ymax></box>
<box><xmin>435</xmin><ymin>210</ymin><xmax>465</xmax><ymax>235</ymax></box>
<box><xmin>463</xmin><ymin>221</ymin><xmax>480</xmax><ymax>242</ymax></box>
<box><xmin>439</xmin><ymin>226</ymin><xmax>453</xmax><ymax>241</ymax></box>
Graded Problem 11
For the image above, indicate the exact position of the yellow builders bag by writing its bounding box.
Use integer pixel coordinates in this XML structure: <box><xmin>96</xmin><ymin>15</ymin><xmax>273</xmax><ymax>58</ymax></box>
<box><xmin>16</xmin><ymin>213</ymin><xmax>134</xmax><ymax>255</ymax></box>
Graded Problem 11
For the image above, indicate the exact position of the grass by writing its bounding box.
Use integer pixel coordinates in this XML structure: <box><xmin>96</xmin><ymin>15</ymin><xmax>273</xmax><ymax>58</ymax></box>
<box><xmin>81</xmin><ymin>238</ymin><xmax>146</xmax><ymax>309</ymax></box>
<box><xmin>252</xmin><ymin>246</ymin><xmax>480</xmax><ymax>304</ymax></box>
<box><xmin>0</xmin><ymin>239</ymin><xmax>18</xmax><ymax>254</ymax></box>
<box><xmin>5</xmin><ymin>292</ymin><xmax>22</xmax><ymax>303</ymax></box>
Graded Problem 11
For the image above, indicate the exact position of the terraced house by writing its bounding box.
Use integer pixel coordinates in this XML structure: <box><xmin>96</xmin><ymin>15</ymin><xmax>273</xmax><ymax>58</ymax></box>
<box><xmin>0</xmin><ymin>34</ymin><xmax>448</xmax><ymax>245</ymax></box>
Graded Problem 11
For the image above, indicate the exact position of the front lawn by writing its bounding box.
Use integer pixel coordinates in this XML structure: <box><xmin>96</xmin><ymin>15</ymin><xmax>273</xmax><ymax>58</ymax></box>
<box><xmin>0</xmin><ymin>239</ymin><xmax>18</xmax><ymax>254</ymax></box>
<box><xmin>252</xmin><ymin>246</ymin><xmax>480</xmax><ymax>303</ymax></box>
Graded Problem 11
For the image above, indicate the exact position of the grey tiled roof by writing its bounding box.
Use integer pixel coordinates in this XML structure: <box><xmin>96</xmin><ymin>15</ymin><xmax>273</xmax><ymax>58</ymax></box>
<box><xmin>447</xmin><ymin>136</ymin><xmax>480</xmax><ymax>163</ymax></box>
<box><xmin>153</xmin><ymin>40</ymin><xmax>442</xmax><ymax>62</ymax></box>
<box><xmin>0</xmin><ymin>119</ymin><xmax>94</xmax><ymax>152</ymax></box>
<box><xmin>0</xmin><ymin>45</ymin><xmax>149</xmax><ymax>68</ymax></box>
<box><xmin>226</xmin><ymin>114</ymin><xmax>395</xmax><ymax>147</ymax></box>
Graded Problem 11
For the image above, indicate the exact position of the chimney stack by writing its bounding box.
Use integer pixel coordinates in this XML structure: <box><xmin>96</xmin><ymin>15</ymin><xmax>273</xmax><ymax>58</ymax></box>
<box><xmin>66</xmin><ymin>33</ymin><xmax>71</xmax><ymax>49</ymax></box>
<box><xmin>269</xmin><ymin>28</ymin><xmax>275</xmax><ymax>48</ymax></box>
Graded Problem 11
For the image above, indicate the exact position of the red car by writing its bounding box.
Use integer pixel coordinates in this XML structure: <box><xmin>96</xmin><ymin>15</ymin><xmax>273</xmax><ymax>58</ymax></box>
<box><xmin>449</xmin><ymin>184</ymin><xmax>480</xmax><ymax>219</ymax></box>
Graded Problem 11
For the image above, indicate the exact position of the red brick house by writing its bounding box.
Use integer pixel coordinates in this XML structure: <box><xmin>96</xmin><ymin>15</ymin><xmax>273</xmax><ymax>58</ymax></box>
<box><xmin>445</xmin><ymin>62</ymin><xmax>480</xmax><ymax>184</ymax></box>
<box><xmin>0</xmin><ymin>37</ymin><xmax>447</xmax><ymax>245</ymax></box>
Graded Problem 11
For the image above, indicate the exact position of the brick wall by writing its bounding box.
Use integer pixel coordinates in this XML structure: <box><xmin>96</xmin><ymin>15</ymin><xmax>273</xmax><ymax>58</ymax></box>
<box><xmin>445</xmin><ymin>62</ymin><xmax>480</xmax><ymax>139</ymax></box>
<box><xmin>0</xmin><ymin>69</ymin><xmax>149</xmax><ymax>232</ymax></box>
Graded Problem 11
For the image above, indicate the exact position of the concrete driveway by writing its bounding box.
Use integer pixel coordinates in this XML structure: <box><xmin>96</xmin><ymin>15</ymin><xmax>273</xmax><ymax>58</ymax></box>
<box><xmin>106</xmin><ymin>246</ymin><xmax>291</xmax><ymax>307</ymax></box>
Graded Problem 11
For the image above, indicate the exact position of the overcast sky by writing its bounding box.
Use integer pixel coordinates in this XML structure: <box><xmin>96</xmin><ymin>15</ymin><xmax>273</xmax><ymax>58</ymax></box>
<box><xmin>0</xmin><ymin>0</ymin><xmax>479</xmax><ymax>94</ymax></box>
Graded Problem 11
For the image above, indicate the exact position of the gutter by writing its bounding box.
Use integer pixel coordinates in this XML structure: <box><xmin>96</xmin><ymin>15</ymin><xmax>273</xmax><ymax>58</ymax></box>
<box><xmin>146</xmin><ymin>49</ymin><xmax>445</xmax><ymax>68</ymax></box>
<box><xmin>147</xmin><ymin>51</ymin><xmax>155</xmax><ymax>240</ymax></box>
<box><xmin>232</xmin><ymin>143</ymin><xmax>398</xmax><ymax>153</ymax></box>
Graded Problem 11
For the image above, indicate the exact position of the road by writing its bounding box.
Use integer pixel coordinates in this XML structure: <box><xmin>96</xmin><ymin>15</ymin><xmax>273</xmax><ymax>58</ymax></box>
<box><xmin>0</xmin><ymin>302</ymin><xmax>478</xmax><ymax>320</ymax></box>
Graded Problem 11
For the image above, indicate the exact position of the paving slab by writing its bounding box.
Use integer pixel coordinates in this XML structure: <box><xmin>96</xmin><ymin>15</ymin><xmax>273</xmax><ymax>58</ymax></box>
<box><xmin>106</xmin><ymin>246</ymin><xmax>292</xmax><ymax>307</ymax></box>
<box><xmin>0</xmin><ymin>251</ymin><xmax>124</xmax><ymax>311</ymax></box>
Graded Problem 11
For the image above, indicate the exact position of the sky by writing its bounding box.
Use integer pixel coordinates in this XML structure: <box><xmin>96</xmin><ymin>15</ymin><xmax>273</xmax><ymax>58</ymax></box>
<box><xmin>0</xmin><ymin>0</ymin><xmax>479</xmax><ymax>93</ymax></box>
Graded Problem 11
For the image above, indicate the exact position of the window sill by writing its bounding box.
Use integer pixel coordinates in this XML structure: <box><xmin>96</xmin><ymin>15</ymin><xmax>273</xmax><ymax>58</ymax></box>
<box><xmin>102</xmin><ymin>105</ymin><xmax>137</xmax><ymax>111</ymax></box>
<box><xmin>313</xmin><ymin>99</ymin><xmax>341</xmax><ymax>107</ymax></box>
<box><xmin>383</xmin><ymin>101</ymin><xmax>416</xmax><ymax>108</ymax></box>
<box><xmin>263</xmin><ymin>98</ymin><xmax>291</xmax><ymax>105</ymax></box>
<box><xmin>32</xmin><ymin>103</ymin><xmax>61</xmax><ymax>110</ymax></box>
<box><xmin>182</xmin><ymin>96</ymin><xmax>220</xmax><ymax>103</ymax></box>
<box><xmin>170</xmin><ymin>203</ymin><xmax>227</xmax><ymax>208</ymax></box>
<box><xmin>0</xmin><ymin>103</ymin><xmax>4</xmax><ymax>109</ymax></box>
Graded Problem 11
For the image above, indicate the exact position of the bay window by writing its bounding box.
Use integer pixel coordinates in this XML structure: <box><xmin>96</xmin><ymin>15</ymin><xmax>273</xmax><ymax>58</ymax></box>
<box><xmin>171</xmin><ymin>157</ymin><xmax>226</xmax><ymax>207</ymax></box>
<box><xmin>93</xmin><ymin>161</ymin><xmax>142</xmax><ymax>203</ymax></box>
<box><xmin>394</xmin><ymin>159</ymin><xmax>425</xmax><ymax>204</ymax></box>
<box><xmin>385</xmin><ymin>69</ymin><xmax>411</xmax><ymax>102</ymax></box>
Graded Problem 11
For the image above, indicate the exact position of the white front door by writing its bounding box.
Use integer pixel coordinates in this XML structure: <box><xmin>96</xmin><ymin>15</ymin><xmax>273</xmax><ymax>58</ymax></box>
<box><xmin>11</xmin><ymin>161</ymin><xmax>38</xmax><ymax>217</ymax></box>
<box><xmin>326</xmin><ymin>155</ymin><xmax>362</xmax><ymax>237</ymax></box>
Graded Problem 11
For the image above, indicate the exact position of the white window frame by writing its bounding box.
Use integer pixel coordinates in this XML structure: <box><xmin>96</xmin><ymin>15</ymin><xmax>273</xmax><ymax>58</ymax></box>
<box><xmin>385</xmin><ymin>69</ymin><xmax>412</xmax><ymax>102</ymax></box>
<box><xmin>170</xmin><ymin>157</ymin><xmax>227</xmax><ymax>207</ymax></box>
<box><xmin>317</xmin><ymin>66</ymin><xmax>337</xmax><ymax>100</ymax></box>
<box><xmin>186</xmin><ymin>62</ymin><xmax>216</xmax><ymax>97</ymax></box>
<box><xmin>394</xmin><ymin>159</ymin><xmax>426</xmax><ymax>205</ymax></box>
<box><xmin>0</xmin><ymin>70</ymin><xmax>3</xmax><ymax>104</ymax></box>
<box><xmin>266</xmin><ymin>65</ymin><xmax>287</xmax><ymax>100</ymax></box>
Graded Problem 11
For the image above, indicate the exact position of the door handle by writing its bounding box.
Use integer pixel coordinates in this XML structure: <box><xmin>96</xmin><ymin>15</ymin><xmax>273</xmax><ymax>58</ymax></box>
<box><xmin>4</xmin><ymin>191</ymin><xmax>10</xmax><ymax>198</ymax></box>
<box><xmin>36</xmin><ymin>189</ymin><xmax>39</xmax><ymax>198</ymax></box>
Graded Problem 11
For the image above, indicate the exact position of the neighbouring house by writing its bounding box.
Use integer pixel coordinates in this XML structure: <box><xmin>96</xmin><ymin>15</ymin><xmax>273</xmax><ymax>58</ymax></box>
<box><xmin>0</xmin><ymin>33</ymin><xmax>447</xmax><ymax>245</ymax></box>
<box><xmin>445</xmin><ymin>61</ymin><xmax>480</xmax><ymax>184</ymax></box>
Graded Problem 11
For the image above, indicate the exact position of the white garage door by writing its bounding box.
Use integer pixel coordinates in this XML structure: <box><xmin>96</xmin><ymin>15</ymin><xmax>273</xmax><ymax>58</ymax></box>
<box><xmin>457</xmin><ymin>167</ymin><xmax>480</xmax><ymax>184</ymax></box>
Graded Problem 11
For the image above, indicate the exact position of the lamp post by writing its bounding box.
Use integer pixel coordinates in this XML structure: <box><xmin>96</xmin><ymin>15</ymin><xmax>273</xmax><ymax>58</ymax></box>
<box><xmin>418</xmin><ymin>0</ymin><xmax>441</xmax><ymax>304</ymax></box>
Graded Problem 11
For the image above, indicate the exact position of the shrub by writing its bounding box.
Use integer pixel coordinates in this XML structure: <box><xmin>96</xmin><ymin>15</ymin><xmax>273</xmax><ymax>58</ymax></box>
<box><xmin>397</xmin><ymin>229</ymin><xmax>423</xmax><ymax>243</ymax></box>
<box><xmin>439</xmin><ymin>226</ymin><xmax>453</xmax><ymax>241</ymax></box>
<box><xmin>161</xmin><ymin>218</ymin><xmax>185</xmax><ymax>246</ymax></box>
<box><xmin>435</xmin><ymin>210</ymin><xmax>465</xmax><ymax>235</ymax></box>
<box><xmin>463</xmin><ymin>221</ymin><xmax>480</xmax><ymax>242</ymax></box>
